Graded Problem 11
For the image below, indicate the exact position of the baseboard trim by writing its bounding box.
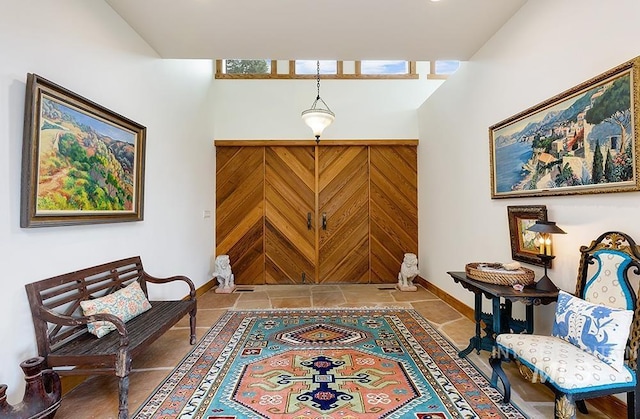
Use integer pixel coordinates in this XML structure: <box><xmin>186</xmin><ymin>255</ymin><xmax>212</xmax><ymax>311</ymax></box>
<box><xmin>194</xmin><ymin>277</ymin><xmax>217</xmax><ymax>298</ymax></box>
<box><xmin>414</xmin><ymin>275</ymin><xmax>627</xmax><ymax>418</ymax></box>
<box><xmin>414</xmin><ymin>276</ymin><xmax>474</xmax><ymax>321</ymax></box>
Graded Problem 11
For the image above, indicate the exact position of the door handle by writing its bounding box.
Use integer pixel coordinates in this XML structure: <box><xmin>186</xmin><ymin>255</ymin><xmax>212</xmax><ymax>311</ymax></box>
<box><xmin>322</xmin><ymin>213</ymin><xmax>327</xmax><ymax>230</ymax></box>
<box><xmin>307</xmin><ymin>212</ymin><xmax>312</xmax><ymax>230</ymax></box>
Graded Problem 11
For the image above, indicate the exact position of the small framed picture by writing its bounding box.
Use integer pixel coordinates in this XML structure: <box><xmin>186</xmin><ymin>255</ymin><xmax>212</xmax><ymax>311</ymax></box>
<box><xmin>507</xmin><ymin>205</ymin><xmax>548</xmax><ymax>267</ymax></box>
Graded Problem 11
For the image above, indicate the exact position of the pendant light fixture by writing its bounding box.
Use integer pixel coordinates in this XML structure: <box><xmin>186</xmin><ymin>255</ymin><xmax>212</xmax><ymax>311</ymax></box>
<box><xmin>301</xmin><ymin>60</ymin><xmax>335</xmax><ymax>143</ymax></box>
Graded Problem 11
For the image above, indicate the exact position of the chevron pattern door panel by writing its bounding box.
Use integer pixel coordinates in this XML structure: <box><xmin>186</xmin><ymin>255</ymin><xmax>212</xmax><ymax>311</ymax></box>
<box><xmin>216</xmin><ymin>146</ymin><xmax>265</xmax><ymax>285</ymax></box>
<box><xmin>265</xmin><ymin>146</ymin><xmax>316</xmax><ymax>284</ymax></box>
<box><xmin>215</xmin><ymin>141</ymin><xmax>417</xmax><ymax>285</ymax></box>
<box><xmin>370</xmin><ymin>145</ymin><xmax>418</xmax><ymax>283</ymax></box>
<box><xmin>318</xmin><ymin>146</ymin><xmax>370</xmax><ymax>284</ymax></box>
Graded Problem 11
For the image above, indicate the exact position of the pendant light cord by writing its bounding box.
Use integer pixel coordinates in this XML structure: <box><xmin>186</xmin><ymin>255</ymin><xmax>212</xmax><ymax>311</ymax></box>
<box><xmin>316</xmin><ymin>60</ymin><xmax>321</xmax><ymax>100</ymax></box>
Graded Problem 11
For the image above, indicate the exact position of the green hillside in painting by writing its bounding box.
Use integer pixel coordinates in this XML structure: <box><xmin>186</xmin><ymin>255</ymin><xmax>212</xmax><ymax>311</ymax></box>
<box><xmin>37</xmin><ymin>99</ymin><xmax>136</xmax><ymax>212</ymax></box>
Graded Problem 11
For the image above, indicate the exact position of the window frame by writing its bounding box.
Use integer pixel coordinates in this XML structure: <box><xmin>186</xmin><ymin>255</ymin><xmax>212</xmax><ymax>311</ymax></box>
<box><xmin>215</xmin><ymin>60</ymin><xmax>278</xmax><ymax>79</ymax></box>
<box><xmin>215</xmin><ymin>60</ymin><xmax>419</xmax><ymax>80</ymax></box>
<box><xmin>426</xmin><ymin>60</ymin><xmax>459</xmax><ymax>80</ymax></box>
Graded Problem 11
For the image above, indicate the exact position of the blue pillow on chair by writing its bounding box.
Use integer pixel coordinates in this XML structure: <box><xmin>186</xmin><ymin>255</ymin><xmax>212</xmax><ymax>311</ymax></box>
<box><xmin>552</xmin><ymin>290</ymin><xmax>633</xmax><ymax>371</ymax></box>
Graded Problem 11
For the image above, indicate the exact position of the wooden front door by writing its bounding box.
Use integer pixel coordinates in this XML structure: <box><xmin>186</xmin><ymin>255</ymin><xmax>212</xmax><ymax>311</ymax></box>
<box><xmin>264</xmin><ymin>146</ymin><xmax>316</xmax><ymax>284</ymax></box>
<box><xmin>317</xmin><ymin>146</ymin><xmax>370</xmax><ymax>283</ymax></box>
<box><xmin>215</xmin><ymin>140</ymin><xmax>418</xmax><ymax>285</ymax></box>
<box><xmin>215</xmin><ymin>146</ymin><xmax>265</xmax><ymax>285</ymax></box>
<box><xmin>369</xmin><ymin>145</ymin><xmax>418</xmax><ymax>283</ymax></box>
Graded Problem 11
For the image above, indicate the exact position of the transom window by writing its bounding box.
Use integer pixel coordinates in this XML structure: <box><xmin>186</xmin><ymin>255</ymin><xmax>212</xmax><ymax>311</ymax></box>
<box><xmin>359</xmin><ymin>60</ymin><xmax>410</xmax><ymax>75</ymax></box>
<box><xmin>427</xmin><ymin>60</ymin><xmax>461</xmax><ymax>79</ymax></box>
<box><xmin>223</xmin><ymin>59</ymin><xmax>272</xmax><ymax>74</ymax></box>
<box><xmin>295</xmin><ymin>60</ymin><xmax>338</xmax><ymax>75</ymax></box>
<box><xmin>436</xmin><ymin>60</ymin><xmax>460</xmax><ymax>74</ymax></box>
<box><xmin>215</xmin><ymin>59</ymin><xmax>459</xmax><ymax>79</ymax></box>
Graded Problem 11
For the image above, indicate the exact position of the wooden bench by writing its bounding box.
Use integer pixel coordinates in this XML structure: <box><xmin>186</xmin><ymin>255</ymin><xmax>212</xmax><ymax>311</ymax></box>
<box><xmin>24</xmin><ymin>256</ymin><xmax>197</xmax><ymax>419</ymax></box>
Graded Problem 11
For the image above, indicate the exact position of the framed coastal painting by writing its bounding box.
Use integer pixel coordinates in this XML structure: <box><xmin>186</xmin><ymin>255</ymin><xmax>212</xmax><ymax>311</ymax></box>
<box><xmin>20</xmin><ymin>74</ymin><xmax>146</xmax><ymax>227</ymax></box>
<box><xmin>490</xmin><ymin>57</ymin><xmax>640</xmax><ymax>198</ymax></box>
<box><xmin>507</xmin><ymin>205</ymin><xmax>548</xmax><ymax>267</ymax></box>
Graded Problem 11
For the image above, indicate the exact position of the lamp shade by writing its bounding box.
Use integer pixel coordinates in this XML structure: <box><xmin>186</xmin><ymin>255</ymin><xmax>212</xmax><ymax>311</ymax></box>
<box><xmin>302</xmin><ymin>61</ymin><xmax>334</xmax><ymax>141</ymax></box>
<box><xmin>527</xmin><ymin>221</ymin><xmax>566</xmax><ymax>234</ymax></box>
<box><xmin>301</xmin><ymin>107</ymin><xmax>335</xmax><ymax>139</ymax></box>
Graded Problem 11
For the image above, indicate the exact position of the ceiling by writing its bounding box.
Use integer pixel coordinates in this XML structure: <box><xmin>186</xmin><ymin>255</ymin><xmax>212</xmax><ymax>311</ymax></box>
<box><xmin>105</xmin><ymin>0</ymin><xmax>527</xmax><ymax>62</ymax></box>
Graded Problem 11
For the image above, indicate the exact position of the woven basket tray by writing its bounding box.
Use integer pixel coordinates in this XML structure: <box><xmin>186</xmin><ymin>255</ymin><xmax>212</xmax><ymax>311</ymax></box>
<box><xmin>465</xmin><ymin>263</ymin><xmax>535</xmax><ymax>286</ymax></box>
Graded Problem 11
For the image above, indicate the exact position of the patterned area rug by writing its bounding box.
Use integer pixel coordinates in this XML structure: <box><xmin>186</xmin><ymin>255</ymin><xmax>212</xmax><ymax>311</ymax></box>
<box><xmin>134</xmin><ymin>308</ymin><xmax>525</xmax><ymax>419</ymax></box>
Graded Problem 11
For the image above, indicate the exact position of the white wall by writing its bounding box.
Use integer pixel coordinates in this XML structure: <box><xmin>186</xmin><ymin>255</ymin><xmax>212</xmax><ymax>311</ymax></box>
<box><xmin>0</xmin><ymin>1</ymin><xmax>215</xmax><ymax>402</ymax></box>
<box><xmin>418</xmin><ymin>0</ymin><xmax>640</xmax><ymax>332</ymax></box>
<box><xmin>213</xmin><ymin>73</ymin><xmax>443</xmax><ymax>139</ymax></box>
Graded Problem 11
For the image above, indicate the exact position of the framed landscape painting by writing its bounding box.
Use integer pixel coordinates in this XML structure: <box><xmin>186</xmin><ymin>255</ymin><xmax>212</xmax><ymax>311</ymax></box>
<box><xmin>21</xmin><ymin>74</ymin><xmax>146</xmax><ymax>227</ymax></box>
<box><xmin>507</xmin><ymin>205</ymin><xmax>548</xmax><ymax>267</ymax></box>
<box><xmin>490</xmin><ymin>57</ymin><xmax>640</xmax><ymax>198</ymax></box>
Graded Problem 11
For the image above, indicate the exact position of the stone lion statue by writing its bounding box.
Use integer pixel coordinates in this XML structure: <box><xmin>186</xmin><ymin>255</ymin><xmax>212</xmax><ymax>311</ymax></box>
<box><xmin>397</xmin><ymin>253</ymin><xmax>419</xmax><ymax>291</ymax></box>
<box><xmin>212</xmin><ymin>255</ymin><xmax>235</xmax><ymax>293</ymax></box>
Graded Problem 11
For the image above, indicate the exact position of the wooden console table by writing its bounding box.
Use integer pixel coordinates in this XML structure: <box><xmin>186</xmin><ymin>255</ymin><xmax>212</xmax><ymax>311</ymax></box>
<box><xmin>447</xmin><ymin>271</ymin><xmax>558</xmax><ymax>358</ymax></box>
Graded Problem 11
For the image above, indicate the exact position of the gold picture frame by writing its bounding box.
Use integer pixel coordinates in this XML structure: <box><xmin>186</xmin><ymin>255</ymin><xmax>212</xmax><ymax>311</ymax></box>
<box><xmin>21</xmin><ymin>74</ymin><xmax>146</xmax><ymax>227</ymax></box>
<box><xmin>490</xmin><ymin>57</ymin><xmax>640</xmax><ymax>198</ymax></box>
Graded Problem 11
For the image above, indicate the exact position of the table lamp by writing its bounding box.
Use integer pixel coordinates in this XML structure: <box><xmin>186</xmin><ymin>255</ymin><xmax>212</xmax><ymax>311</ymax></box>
<box><xmin>527</xmin><ymin>220</ymin><xmax>566</xmax><ymax>291</ymax></box>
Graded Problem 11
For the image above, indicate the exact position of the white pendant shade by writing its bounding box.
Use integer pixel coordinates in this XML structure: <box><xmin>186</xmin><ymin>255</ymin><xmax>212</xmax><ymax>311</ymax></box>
<box><xmin>301</xmin><ymin>60</ymin><xmax>335</xmax><ymax>141</ymax></box>
<box><xmin>301</xmin><ymin>107</ymin><xmax>335</xmax><ymax>139</ymax></box>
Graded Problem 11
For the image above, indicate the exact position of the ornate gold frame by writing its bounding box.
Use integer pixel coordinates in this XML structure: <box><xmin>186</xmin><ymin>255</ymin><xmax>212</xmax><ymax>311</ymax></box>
<box><xmin>21</xmin><ymin>74</ymin><xmax>146</xmax><ymax>227</ymax></box>
<box><xmin>490</xmin><ymin>56</ymin><xmax>640</xmax><ymax>198</ymax></box>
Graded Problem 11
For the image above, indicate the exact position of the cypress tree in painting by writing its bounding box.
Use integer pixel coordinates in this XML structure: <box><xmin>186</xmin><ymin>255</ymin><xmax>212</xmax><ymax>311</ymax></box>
<box><xmin>592</xmin><ymin>140</ymin><xmax>604</xmax><ymax>184</ymax></box>
<box><xmin>604</xmin><ymin>148</ymin><xmax>615</xmax><ymax>182</ymax></box>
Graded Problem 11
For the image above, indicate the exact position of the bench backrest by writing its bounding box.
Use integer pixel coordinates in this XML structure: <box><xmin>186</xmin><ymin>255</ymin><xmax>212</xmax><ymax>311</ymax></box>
<box><xmin>575</xmin><ymin>232</ymin><xmax>640</xmax><ymax>369</ymax></box>
<box><xmin>25</xmin><ymin>256</ymin><xmax>149</xmax><ymax>356</ymax></box>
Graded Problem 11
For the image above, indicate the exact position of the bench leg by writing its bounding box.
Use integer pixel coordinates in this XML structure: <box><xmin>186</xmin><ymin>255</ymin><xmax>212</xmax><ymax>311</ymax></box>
<box><xmin>628</xmin><ymin>390</ymin><xmax>639</xmax><ymax>419</ymax></box>
<box><xmin>555</xmin><ymin>394</ymin><xmax>576</xmax><ymax>419</ymax></box>
<box><xmin>189</xmin><ymin>307</ymin><xmax>197</xmax><ymax>345</ymax></box>
<box><xmin>118</xmin><ymin>375</ymin><xmax>129</xmax><ymax>419</ymax></box>
<box><xmin>116</xmin><ymin>351</ymin><xmax>132</xmax><ymax>419</ymax></box>
<box><xmin>576</xmin><ymin>399</ymin><xmax>588</xmax><ymax>414</ymax></box>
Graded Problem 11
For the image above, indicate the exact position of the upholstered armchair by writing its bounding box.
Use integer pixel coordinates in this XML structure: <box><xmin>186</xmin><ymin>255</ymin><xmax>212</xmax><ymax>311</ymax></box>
<box><xmin>490</xmin><ymin>231</ymin><xmax>640</xmax><ymax>419</ymax></box>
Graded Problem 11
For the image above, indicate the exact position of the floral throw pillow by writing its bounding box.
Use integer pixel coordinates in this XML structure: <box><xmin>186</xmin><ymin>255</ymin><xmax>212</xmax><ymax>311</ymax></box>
<box><xmin>80</xmin><ymin>281</ymin><xmax>152</xmax><ymax>338</ymax></box>
<box><xmin>552</xmin><ymin>290</ymin><xmax>633</xmax><ymax>371</ymax></box>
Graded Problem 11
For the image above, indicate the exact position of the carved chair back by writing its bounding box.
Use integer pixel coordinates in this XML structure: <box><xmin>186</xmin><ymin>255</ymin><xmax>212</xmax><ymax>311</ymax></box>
<box><xmin>575</xmin><ymin>231</ymin><xmax>640</xmax><ymax>370</ymax></box>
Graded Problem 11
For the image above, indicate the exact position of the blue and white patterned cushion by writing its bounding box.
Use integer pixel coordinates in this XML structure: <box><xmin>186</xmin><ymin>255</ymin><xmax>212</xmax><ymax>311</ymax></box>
<box><xmin>496</xmin><ymin>334</ymin><xmax>635</xmax><ymax>393</ymax></box>
<box><xmin>551</xmin><ymin>290</ymin><xmax>632</xmax><ymax>371</ymax></box>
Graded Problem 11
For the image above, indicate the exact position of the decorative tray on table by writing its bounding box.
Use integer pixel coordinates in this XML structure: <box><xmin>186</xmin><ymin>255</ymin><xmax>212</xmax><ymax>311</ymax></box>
<box><xmin>465</xmin><ymin>262</ymin><xmax>535</xmax><ymax>286</ymax></box>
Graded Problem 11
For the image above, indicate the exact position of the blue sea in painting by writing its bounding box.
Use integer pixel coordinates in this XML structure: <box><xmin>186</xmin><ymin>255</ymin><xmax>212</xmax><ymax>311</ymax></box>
<box><xmin>495</xmin><ymin>141</ymin><xmax>533</xmax><ymax>192</ymax></box>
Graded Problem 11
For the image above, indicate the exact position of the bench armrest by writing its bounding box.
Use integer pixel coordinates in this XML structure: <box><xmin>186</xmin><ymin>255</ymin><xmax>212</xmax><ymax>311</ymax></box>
<box><xmin>142</xmin><ymin>273</ymin><xmax>196</xmax><ymax>300</ymax></box>
<box><xmin>37</xmin><ymin>306</ymin><xmax>130</xmax><ymax>346</ymax></box>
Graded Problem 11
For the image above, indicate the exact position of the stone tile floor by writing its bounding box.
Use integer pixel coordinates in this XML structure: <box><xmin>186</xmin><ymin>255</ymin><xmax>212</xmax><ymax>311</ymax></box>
<box><xmin>55</xmin><ymin>284</ymin><xmax>613</xmax><ymax>418</ymax></box>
